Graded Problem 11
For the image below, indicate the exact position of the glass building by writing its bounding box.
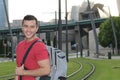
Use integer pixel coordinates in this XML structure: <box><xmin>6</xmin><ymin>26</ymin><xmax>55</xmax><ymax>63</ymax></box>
<box><xmin>0</xmin><ymin>0</ymin><xmax>8</xmax><ymax>27</ymax></box>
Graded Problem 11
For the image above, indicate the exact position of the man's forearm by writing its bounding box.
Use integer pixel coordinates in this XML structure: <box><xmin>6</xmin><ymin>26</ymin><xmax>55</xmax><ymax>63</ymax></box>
<box><xmin>23</xmin><ymin>67</ymin><xmax>50</xmax><ymax>77</ymax></box>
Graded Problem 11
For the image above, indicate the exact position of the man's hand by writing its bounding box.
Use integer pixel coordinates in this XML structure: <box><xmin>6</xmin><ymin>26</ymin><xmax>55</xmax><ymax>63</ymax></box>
<box><xmin>14</xmin><ymin>75</ymin><xmax>18</xmax><ymax>80</ymax></box>
<box><xmin>15</xmin><ymin>65</ymin><xmax>25</xmax><ymax>76</ymax></box>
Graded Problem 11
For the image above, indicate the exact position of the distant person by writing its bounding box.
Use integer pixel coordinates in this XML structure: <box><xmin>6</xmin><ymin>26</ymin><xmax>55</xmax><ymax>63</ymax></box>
<box><xmin>15</xmin><ymin>15</ymin><xmax>50</xmax><ymax>80</ymax></box>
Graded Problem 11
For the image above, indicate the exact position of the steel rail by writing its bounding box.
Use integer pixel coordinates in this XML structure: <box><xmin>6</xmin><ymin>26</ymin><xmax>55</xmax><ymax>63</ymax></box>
<box><xmin>81</xmin><ymin>62</ymin><xmax>95</xmax><ymax>80</ymax></box>
<box><xmin>67</xmin><ymin>61</ymin><xmax>83</xmax><ymax>78</ymax></box>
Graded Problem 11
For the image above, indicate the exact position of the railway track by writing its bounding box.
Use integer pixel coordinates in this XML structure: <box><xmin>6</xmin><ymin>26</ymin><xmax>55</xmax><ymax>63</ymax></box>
<box><xmin>0</xmin><ymin>58</ymin><xmax>95</xmax><ymax>80</ymax></box>
<box><xmin>0</xmin><ymin>74</ymin><xmax>14</xmax><ymax>80</ymax></box>
<box><xmin>81</xmin><ymin>62</ymin><xmax>95</xmax><ymax>80</ymax></box>
<box><xmin>67</xmin><ymin>59</ymin><xmax>95</xmax><ymax>80</ymax></box>
<box><xmin>67</xmin><ymin>61</ymin><xmax>83</xmax><ymax>78</ymax></box>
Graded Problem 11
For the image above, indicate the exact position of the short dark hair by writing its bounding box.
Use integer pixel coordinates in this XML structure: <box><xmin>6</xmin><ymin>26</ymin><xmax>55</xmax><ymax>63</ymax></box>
<box><xmin>22</xmin><ymin>15</ymin><xmax>38</xmax><ymax>26</ymax></box>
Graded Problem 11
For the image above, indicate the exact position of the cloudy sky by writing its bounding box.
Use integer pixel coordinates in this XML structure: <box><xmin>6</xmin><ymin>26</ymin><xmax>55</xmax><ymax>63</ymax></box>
<box><xmin>8</xmin><ymin>0</ymin><xmax>84</xmax><ymax>22</ymax></box>
<box><xmin>8</xmin><ymin>0</ymin><xmax>117</xmax><ymax>22</ymax></box>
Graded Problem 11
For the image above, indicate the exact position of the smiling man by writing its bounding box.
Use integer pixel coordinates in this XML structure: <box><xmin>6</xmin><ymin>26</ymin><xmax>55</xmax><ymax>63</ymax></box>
<box><xmin>15</xmin><ymin>15</ymin><xmax>50</xmax><ymax>80</ymax></box>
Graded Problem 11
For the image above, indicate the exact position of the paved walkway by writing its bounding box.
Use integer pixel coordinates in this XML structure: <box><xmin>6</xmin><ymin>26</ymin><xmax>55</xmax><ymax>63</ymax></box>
<box><xmin>0</xmin><ymin>58</ymin><xmax>15</xmax><ymax>63</ymax></box>
<box><xmin>69</xmin><ymin>52</ymin><xmax>120</xmax><ymax>60</ymax></box>
<box><xmin>85</xmin><ymin>56</ymin><xmax>120</xmax><ymax>60</ymax></box>
<box><xmin>1</xmin><ymin>53</ymin><xmax>120</xmax><ymax>63</ymax></box>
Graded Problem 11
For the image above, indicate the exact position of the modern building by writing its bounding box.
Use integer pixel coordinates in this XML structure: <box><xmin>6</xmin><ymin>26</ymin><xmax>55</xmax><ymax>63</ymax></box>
<box><xmin>0</xmin><ymin>0</ymin><xmax>8</xmax><ymax>27</ymax></box>
<box><xmin>71</xmin><ymin>0</ymin><xmax>120</xmax><ymax>55</ymax></box>
<box><xmin>2</xmin><ymin>0</ymin><xmax>120</xmax><ymax>56</ymax></box>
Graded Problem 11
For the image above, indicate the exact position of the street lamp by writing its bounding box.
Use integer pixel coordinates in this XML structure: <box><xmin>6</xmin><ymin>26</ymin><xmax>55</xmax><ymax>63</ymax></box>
<box><xmin>58</xmin><ymin>0</ymin><xmax>62</xmax><ymax>50</ymax></box>
<box><xmin>87</xmin><ymin>0</ymin><xmax>99</xmax><ymax>58</ymax></box>
<box><xmin>55</xmin><ymin>11</ymin><xmax>57</xmax><ymax>48</ymax></box>
<box><xmin>65</xmin><ymin>0</ymin><xmax>69</xmax><ymax>62</ymax></box>
<box><xmin>105</xmin><ymin>6</ymin><xmax>118</xmax><ymax>54</ymax></box>
<box><xmin>3</xmin><ymin>0</ymin><xmax>14</xmax><ymax>61</ymax></box>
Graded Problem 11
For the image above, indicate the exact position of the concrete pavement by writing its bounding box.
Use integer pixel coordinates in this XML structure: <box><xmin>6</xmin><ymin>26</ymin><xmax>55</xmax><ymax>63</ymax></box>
<box><xmin>0</xmin><ymin>58</ymin><xmax>14</xmax><ymax>63</ymax></box>
<box><xmin>69</xmin><ymin>52</ymin><xmax>120</xmax><ymax>60</ymax></box>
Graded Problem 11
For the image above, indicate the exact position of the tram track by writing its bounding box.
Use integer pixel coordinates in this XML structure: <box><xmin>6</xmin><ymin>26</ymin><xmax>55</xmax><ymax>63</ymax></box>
<box><xmin>67</xmin><ymin>59</ymin><xmax>95</xmax><ymax>80</ymax></box>
<box><xmin>81</xmin><ymin>62</ymin><xmax>95</xmax><ymax>80</ymax></box>
<box><xmin>67</xmin><ymin>61</ymin><xmax>83</xmax><ymax>78</ymax></box>
<box><xmin>0</xmin><ymin>74</ymin><xmax>14</xmax><ymax>80</ymax></box>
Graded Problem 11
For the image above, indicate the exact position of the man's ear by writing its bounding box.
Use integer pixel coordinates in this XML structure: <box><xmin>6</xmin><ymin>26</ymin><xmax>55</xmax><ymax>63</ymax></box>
<box><xmin>36</xmin><ymin>26</ymin><xmax>39</xmax><ymax>32</ymax></box>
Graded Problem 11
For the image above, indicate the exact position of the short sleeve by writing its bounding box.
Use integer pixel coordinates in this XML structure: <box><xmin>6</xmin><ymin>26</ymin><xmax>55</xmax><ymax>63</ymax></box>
<box><xmin>33</xmin><ymin>42</ymin><xmax>49</xmax><ymax>61</ymax></box>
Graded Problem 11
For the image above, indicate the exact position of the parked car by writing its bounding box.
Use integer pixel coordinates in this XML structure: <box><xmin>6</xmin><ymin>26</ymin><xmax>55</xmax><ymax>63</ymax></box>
<box><xmin>71</xmin><ymin>44</ymin><xmax>77</xmax><ymax>50</ymax></box>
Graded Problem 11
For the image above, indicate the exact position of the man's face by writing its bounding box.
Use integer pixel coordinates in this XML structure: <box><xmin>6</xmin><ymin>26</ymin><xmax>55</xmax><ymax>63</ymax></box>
<box><xmin>22</xmin><ymin>20</ymin><xmax>38</xmax><ymax>41</ymax></box>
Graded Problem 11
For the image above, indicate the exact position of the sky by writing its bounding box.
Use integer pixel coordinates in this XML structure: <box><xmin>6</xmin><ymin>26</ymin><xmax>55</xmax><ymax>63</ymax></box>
<box><xmin>9</xmin><ymin>0</ymin><xmax>117</xmax><ymax>22</ymax></box>
<box><xmin>8</xmin><ymin>0</ymin><xmax>84</xmax><ymax>22</ymax></box>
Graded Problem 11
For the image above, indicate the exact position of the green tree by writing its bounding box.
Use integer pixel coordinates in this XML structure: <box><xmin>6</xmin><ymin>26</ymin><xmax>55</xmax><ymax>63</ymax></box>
<box><xmin>98</xmin><ymin>17</ymin><xmax>120</xmax><ymax>53</ymax></box>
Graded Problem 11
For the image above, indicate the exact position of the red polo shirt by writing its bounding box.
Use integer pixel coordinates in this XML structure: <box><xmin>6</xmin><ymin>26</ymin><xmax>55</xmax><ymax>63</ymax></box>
<box><xmin>16</xmin><ymin>38</ymin><xmax>49</xmax><ymax>80</ymax></box>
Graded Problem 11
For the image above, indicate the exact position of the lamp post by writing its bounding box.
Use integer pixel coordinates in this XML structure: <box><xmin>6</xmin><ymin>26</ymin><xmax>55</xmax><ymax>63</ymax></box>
<box><xmin>58</xmin><ymin>0</ymin><xmax>62</xmax><ymax>50</ymax></box>
<box><xmin>107</xmin><ymin>6</ymin><xmax>118</xmax><ymax>54</ymax></box>
<box><xmin>3</xmin><ymin>0</ymin><xmax>14</xmax><ymax>61</ymax></box>
<box><xmin>65</xmin><ymin>0</ymin><xmax>69</xmax><ymax>62</ymax></box>
<box><xmin>87</xmin><ymin>0</ymin><xmax>99</xmax><ymax>58</ymax></box>
<box><xmin>54</xmin><ymin>11</ymin><xmax>57</xmax><ymax>48</ymax></box>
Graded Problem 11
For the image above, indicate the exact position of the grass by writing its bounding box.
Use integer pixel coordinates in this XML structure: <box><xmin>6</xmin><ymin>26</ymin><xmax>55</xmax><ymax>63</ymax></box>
<box><xmin>67</xmin><ymin>61</ymin><xmax>80</xmax><ymax>75</ymax></box>
<box><xmin>0</xmin><ymin>61</ymin><xmax>16</xmax><ymax>80</ymax></box>
<box><xmin>67</xmin><ymin>58</ymin><xmax>120</xmax><ymax>80</ymax></box>
<box><xmin>67</xmin><ymin>58</ymin><xmax>93</xmax><ymax>80</ymax></box>
<box><xmin>0</xmin><ymin>62</ymin><xmax>16</xmax><ymax>76</ymax></box>
<box><xmin>87</xmin><ymin>58</ymin><xmax>120</xmax><ymax>80</ymax></box>
<box><xmin>1</xmin><ymin>58</ymin><xmax>120</xmax><ymax>80</ymax></box>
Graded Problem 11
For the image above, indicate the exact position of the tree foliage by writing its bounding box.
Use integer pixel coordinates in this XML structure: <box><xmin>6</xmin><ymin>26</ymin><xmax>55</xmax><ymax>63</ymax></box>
<box><xmin>98</xmin><ymin>17</ymin><xmax>120</xmax><ymax>48</ymax></box>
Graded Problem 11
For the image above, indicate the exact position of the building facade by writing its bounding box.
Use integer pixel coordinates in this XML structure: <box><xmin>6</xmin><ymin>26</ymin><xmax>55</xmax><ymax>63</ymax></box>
<box><xmin>0</xmin><ymin>0</ymin><xmax>8</xmax><ymax>27</ymax></box>
<box><xmin>69</xmin><ymin>0</ymin><xmax>120</xmax><ymax>56</ymax></box>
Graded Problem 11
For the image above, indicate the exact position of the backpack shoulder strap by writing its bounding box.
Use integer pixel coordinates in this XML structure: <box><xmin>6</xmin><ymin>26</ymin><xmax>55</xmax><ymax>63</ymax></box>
<box><xmin>20</xmin><ymin>39</ymin><xmax>43</xmax><ymax>80</ymax></box>
<box><xmin>21</xmin><ymin>40</ymin><xmax>41</xmax><ymax>65</ymax></box>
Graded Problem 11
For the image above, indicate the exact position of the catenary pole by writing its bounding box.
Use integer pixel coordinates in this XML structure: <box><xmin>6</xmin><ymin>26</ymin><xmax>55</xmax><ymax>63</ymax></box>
<box><xmin>58</xmin><ymin>0</ymin><xmax>62</xmax><ymax>50</ymax></box>
<box><xmin>108</xmin><ymin>7</ymin><xmax>118</xmax><ymax>54</ymax></box>
<box><xmin>87</xmin><ymin>0</ymin><xmax>99</xmax><ymax>58</ymax></box>
<box><xmin>65</xmin><ymin>0</ymin><xmax>69</xmax><ymax>62</ymax></box>
<box><xmin>3</xmin><ymin>0</ymin><xmax>14</xmax><ymax>61</ymax></box>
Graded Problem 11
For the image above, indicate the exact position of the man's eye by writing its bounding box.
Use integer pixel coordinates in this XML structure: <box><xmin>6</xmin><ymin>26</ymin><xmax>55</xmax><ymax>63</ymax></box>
<box><xmin>23</xmin><ymin>25</ymin><xmax>28</xmax><ymax>28</ymax></box>
<box><xmin>31</xmin><ymin>26</ymin><xmax>36</xmax><ymax>28</ymax></box>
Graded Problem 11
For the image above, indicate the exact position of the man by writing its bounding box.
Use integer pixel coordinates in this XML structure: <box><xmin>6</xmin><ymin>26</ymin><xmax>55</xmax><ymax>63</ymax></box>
<box><xmin>15</xmin><ymin>15</ymin><xmax>50</xmax><ymax>80</ymax></box>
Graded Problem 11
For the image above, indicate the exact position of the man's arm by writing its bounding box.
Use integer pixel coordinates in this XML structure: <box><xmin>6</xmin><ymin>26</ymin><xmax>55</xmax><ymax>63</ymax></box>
<box><xmin>15</xmin><ymin>59</ymin><xmax>50</xmax><ymax>76</ymax></box>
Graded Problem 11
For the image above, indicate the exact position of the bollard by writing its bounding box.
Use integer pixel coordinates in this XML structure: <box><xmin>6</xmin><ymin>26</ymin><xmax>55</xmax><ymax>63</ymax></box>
<box><xmin>108</xmin><ymin>52</ymin><xmax>111</xmax><ymax>59</ymax></box>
